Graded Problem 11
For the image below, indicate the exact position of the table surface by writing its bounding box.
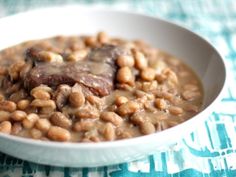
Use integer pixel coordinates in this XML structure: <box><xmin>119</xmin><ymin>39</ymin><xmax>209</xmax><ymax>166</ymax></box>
<box><xmin>0</xmin><ymin>0</ymin><xmax>236</xmax><ymax>176</ymax></box>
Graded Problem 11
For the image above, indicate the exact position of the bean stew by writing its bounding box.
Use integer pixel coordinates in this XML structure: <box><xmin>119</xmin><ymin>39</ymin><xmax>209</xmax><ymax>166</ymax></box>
<box><xmin>0</xmin><ymin>32</ymin><xmax>203</xmax><ymax>142</ymax></box>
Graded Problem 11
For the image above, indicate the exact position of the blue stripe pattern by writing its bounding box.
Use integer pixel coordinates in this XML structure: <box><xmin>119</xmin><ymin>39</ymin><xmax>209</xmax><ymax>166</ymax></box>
<box><xmin>0</xmin><ymin>0</ymin><xmax>236</xmax><ymax>176</ymax></box>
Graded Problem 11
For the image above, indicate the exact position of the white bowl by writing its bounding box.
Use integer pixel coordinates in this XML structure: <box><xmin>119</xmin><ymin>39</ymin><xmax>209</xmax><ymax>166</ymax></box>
<box><xmin>0</xmin><ymin>6</ymin><xmax>227</xmax><ymax>167</ymax></box>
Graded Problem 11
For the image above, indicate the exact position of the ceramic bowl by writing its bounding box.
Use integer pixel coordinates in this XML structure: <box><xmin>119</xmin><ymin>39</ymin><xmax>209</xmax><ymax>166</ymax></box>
<box><xmin>0</xmin><ymin>6</ymin><xmax>226</xmax><ymax>167</ymax></box>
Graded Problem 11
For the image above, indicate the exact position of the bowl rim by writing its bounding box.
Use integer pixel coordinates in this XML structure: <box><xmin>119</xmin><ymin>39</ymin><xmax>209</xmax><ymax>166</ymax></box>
<box><xmin>0</xmin><ymin>5</ymin><xmax>228</xmax><ymax>149</ymax></box>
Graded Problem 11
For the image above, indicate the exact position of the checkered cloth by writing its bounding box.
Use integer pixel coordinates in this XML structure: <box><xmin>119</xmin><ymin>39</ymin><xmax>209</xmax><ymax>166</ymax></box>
<box><xmin>0</xmin><ymin>0</ymin><xmax>236</xmax><ymax>176</ymax></box>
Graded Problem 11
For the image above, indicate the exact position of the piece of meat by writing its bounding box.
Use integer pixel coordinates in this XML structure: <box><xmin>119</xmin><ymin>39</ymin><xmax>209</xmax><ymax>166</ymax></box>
<box><xmin>23</xmin><ymin>45</ymin><xmax>124</xmax><ymax>96</ymax></box>
<box><xmin>87</xmin><ymin>44</ymin><xmax>124</xmax><ymax>67</ymax></box>
<box><xmin>24</xmin><ymin>61</ymin><xmax>114</xmax><ymax>96</ymax></box>
<box><xmin>25</xmin><ymin>47</ymin><xmax>41</xmax><ymax>66</ymax></box>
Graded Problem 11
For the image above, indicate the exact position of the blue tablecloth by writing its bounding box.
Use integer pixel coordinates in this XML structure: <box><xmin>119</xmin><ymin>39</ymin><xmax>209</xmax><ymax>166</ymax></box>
<box><xmin>0</xmin><ymin>0</ymin><xmax>236</xmax><ymax>176</ymax></box>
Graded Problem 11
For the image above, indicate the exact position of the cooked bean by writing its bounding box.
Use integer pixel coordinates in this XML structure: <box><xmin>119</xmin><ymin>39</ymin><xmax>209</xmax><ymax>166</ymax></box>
<box><xmin>184</xmin><ymin>104</ymin><xmax>199</xmax><ymax>113</ymax></box>
<box><xmin>35</xmin><ymin>118</ymin><xmax>51</xmax><ymax>132</ymax></box>
<box><xmin>89</xmin><ymin>136</ymin><xmax>101</xmax><ymax>142</ymax></box>
<box><xmin>66</xmin><ymin>49</ymin><xmax>88</xmax><ymax>62</ymax></box>
<box><xmin>0</xmin><ymin>121</ymin><xmax>12</xmax><ymax>134</ymax></box>
<box><xmin>134</xmin><ymin>51</ymin><xmax>147</xmax><ymax>70</ymax></box>
<box><xmin>182</xmin><ymin>90</ymin><xmax>201</xmax><ymax>101</ymax></box>
<box><xmin>116</xmin><ymin>67</ymin><xmax>134</xmax><ymax>85</ymax></box>
<box><xmin>17</xmin><ymin>99</ymin><xmax>30</xmax><ymax>110</ymax></box>
<box><xmin>19</xmin><ymin>63</ymin><xmax>32</xmax><ymax>79</ymax></box>
<box><xmin>97</xmin><ymin>31</ymin><xmax>109</xmax><ymax>44</ymax></box>
<box><xmin>141</xmin><ymin>68</ymin><xmax>156</xmax><ymax>81</ymax></box>
<box><xmin>81</xmin><ymin>136</ymin><xmax>100</xmax><ymax>143</ymax></box>
<box><xmin>107</xmin><ymin>104</ymin><xmax>118</xmax><ymax>112</ymax></box>
<box><xmin>147</xmin><ymin>94</ymin><xmax>155</xmax><ymax>100</ymax></box>
<box><xmin>116</xmin><ymin>55</ymin><xmax>134</xmax><ymax>67</ymax></box>
<box><xmin>117</xmin><ymin>101</ymin><xmax>140</xmax><ymax>116</ymax></box>
<box><xmin>22</xmin><ymin>113</ymin><xmax>39</xmax><ymax>129</ymax></box>
<box><xmin>11</xmin><ymin>122</ymin><xmax>22</xmax><ymax>135</ymax></box>
<box><xmin>169</xmin><ymin>106</ymin><xmax>183</xmax><ymax>115</ymax></box>
<box><xmin>134</xmin><ymin>89</ymin><xmax>146</xmax><ymax>98</ymax></box>
<box><xmin>120</xmin><ymin>132</ymin><xmax>132</xmax><ymax>139</ymax></box>
<box><xmin>39</xmin><ymin>107</ymin><xmax>55</xmax><ymax>114</ymax></box>
<box><xmin>86</xmin><ymin>95</ymin><xmax>104</xmax><ymax>109</ymax></box>
<box><xmin>75</xmin><ymin>106</ymin><xmax>99</xmax><ymax>119</ymax></box>
<box><xmin>135</xmin><ymin>95</ymin><xmax>148</xmax><ymax>106</ymax></box>
<box><xmin>31</xmin><ymin>89</ymin><xmax>51</xmax><ymax>100</ymax></box>
<box><xmin>130</xmin><ymin>113</ymin><xmax>145</xmax><ymax>125</ymax></box>
<box><xmin>8</xmin><ymin>61</ymin><xmax>25</xmax><ymax>80</ymax></box>
<box><xmin>143</xmin><ymin>101</ymin><xmax>156</xmax><ymax>112</ymax></box>
<box><xmin>11</xmin><ymin>110</ymin><xmax>27</xmax><ymax>121</ymax></box>
<box><xmin>116</xmin><ymin>83</ymin><xmax>134</xmax><ymax>91</ymax></box>
<box><xmin>50</xmin><ymin>112</ymin><xmax>72</xmax><ymax>129</ymax></box>
<box><xmin>0</xmin><ymin>101</ymin><xmax>16</xmax><ymax>112</ymax></box>
<box><xmin>140</xmin><ymin>122</ymin><xmax>155</xmax><ymax>135</ymax></box>
<box><xmin>47</xmin><ymin>126</ymin><xmax>71</xmax><ymax>142</ymax></box>
<box><xmin>115</xmin><ymin>96</ymin><xmax>128</xmax><ymax>106</ymax></box>
<box><xmin>155</xmin><ymin>91</ymin><xmax>174</xmax><ymax>102</ymax></box>
<box><xmin>152</xmin><ymin>60</ymin><xmax>167</xmax><ymax>74</ymax></box>
<box><xmin>135</xmin><ymin>90</ymin><xmax>154</xmax><ymax>101</ymax></box>
<box><xmin>154</xmin><ymin>98</ymin><xmax>167</xmax><ymax>110</ymax></box>
<box><xmin>0</xmin><ymin>111</ymin><xmax>10</xmax><ymax>122</ymax></box>
<box><xmin>67</xmin><ymin>38</ymin><xmax>85</xmax><ymax>51</ymax></box>
<box><xmin>69</xmin><ymin>91</ymin><xmax>85</xmax><ymax>108</ymax></box>
<box><xmin>73</xmin><ymin>121</ymin><xmax>94</xmax><ymax>132</ymax></box>
<box><xmin>163</xmin><ymin>68</ymin><xmax>178</xmax><ymax>85</ymax></box>
<box><xmin>116</xmin><ymin>128</ymin><xmax>132</xmax><ymax>139</ymax></box>
<box><xmin>54</xmin><ymin>84</ymin><xmax>71</xmax><ymax>109</ymax></box>
<box><xmin>155</xmin><ymin>73</ymin><xmax>167</xmax><ymax>83</ymax></box>
<box><xmin>84</xmin><ymin>129</ymin><xmax>99</xmax><ymax>140</ymax></box>
<box><xmin>38</xmin><ymin>51</ymin><xmax>63</xmax><ymax>63</ymax></box>
<box><xmin>84</xmin><ymin>36</ymin><xmax>97</xmax><ymax>47</ymax></box>
<box><xmin>30</xmin><ymin>128</ymin><xmax>42</xmax><ymax>139</ymax></box>
<box><xmin>103</xmin><ymin>123</ymin><xmax>115</xmax><ymax>141</ymax></box>
<box><xmin>31</xmin><ymin>85</ymin><xmax>52</xmax><ymax>94</ymax></box>
<box><xmin>100</xmin><ymin>112</ymin><xmax>123</xmax><ymax>126</ymax></box>
<box><xmin>31</xmin><ymin>99</ymin><xmax>56</xmax><ymax>109</ymax></box>
<box><xmin>183</xmin><ymin>84</ymin><xmax>199</xmax><ymax>91</ymax></box>
<box><xmin>141</xmin><ymin>81</ymin><xmax>158</xmax><ymax>92</ymax></box>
